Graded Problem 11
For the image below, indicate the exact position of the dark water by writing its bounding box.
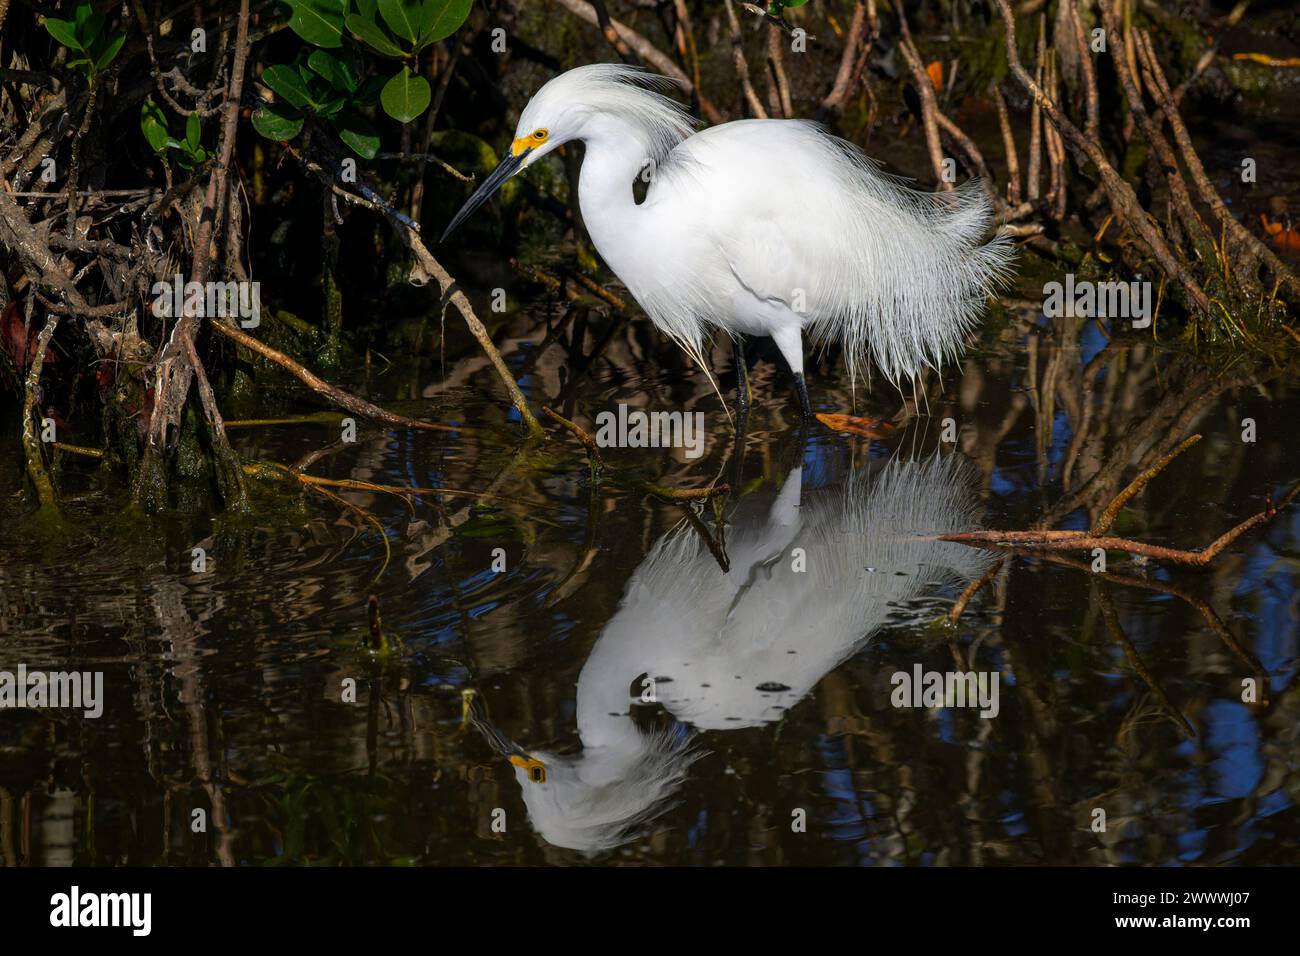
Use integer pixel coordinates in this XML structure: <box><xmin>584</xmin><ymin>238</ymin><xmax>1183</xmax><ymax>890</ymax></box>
<box><xmin>2</xmin><ymin>289</ymin><xmax>1297</xmax><ymax>866</ymax></box>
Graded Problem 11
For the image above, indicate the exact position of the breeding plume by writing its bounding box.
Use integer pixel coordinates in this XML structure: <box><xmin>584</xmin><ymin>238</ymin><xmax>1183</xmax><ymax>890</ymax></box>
<box><xmin>443</xmin><ymin>64</ymin><xmax>1014</xmax><ymax>415</ymax></box>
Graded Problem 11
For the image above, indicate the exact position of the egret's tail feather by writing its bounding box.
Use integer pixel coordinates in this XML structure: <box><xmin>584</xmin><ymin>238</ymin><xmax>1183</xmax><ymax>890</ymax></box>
<box><xmin>801</xmin><ymin>134</ymin><xmax>1017</xmax><ymax>389</ymax></box>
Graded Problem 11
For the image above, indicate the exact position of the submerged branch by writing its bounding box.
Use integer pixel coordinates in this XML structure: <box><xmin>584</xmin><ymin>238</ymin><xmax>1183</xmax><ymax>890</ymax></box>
<box><xmin>209</xmin><ymin>321</ymin><xmax>454</xmax><ymax>432</ymax></box>
<box><xmin>20</xmin><ymin>312</ymin><xmax>60</xmax><ymax>515</ymax></box>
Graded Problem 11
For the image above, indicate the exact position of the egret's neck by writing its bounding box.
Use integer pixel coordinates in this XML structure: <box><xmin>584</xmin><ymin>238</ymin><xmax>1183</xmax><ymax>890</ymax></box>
<box><xmin>574</xmin><ymin>619</ymin><xmax>649</xmax><ymax>753</ymax></box>
<box><xmin>576</xmin><ymin>115</ymin><xmax>654</xmax><ymax>276</ymax></box>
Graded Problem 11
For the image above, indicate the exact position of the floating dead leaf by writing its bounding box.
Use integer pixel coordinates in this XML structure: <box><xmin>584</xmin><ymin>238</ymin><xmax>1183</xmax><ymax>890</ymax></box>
<box><xmin>1260</xmin><ymin>213</ymin><xmax>1300</xmax><ymax>254</ymax></box>
<box><xmin>815</xmin><ymin>413</ymin><xmax>898</xmax><ymax>438</ymax></box>
<box><xmin>925</xmin><ymin>60</ymin><xmax>944</xmax><ymax>93</ymax></box>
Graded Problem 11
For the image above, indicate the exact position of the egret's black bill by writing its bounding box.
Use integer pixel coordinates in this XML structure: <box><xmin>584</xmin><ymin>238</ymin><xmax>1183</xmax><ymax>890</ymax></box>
<box><xmin>463</xmin><ymin>692</ymin><xmax>527</xmax><ymax>759</ymax></box>
<box><xmin>440</xmin><ymin>148</ymin><xmax>530</xmax><ymax>243</ymax></box>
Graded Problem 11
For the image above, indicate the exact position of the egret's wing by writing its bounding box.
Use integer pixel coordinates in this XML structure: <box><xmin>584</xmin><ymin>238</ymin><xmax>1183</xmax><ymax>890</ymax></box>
<box><xmin>717</xmin><ymin>215</ymin><xmax>803</xmax><ymax>309</ymax></box>
<box><xmin>654</xmin><ymin>120</ymin><xmax>850</xmax><ymax>315</ymax></box>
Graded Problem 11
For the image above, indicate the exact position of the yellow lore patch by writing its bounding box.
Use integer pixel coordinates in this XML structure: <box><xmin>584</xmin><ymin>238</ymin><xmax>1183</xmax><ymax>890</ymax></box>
<box><xmin>511</xmin><ymin>128</ymin><xmax>548</xmax><ymax>156</ymax></box>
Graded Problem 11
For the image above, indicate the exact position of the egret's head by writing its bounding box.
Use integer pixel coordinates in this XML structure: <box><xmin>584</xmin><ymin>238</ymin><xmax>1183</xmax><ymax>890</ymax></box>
<box><xmin>441</xmin><ymin>64</ymin><xmax>694</xmax><ymax>242</ymax></box>
<box><xmin>461</xmin><ymin>690</ymin><xmax>698</xmax><ymax>854</ymax></box>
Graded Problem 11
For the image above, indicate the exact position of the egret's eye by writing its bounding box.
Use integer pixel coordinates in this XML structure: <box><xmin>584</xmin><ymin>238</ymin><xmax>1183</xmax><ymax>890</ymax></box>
<box><xmin>532</xmin><ymin>129</ymin><xmax>548</xmax><ymax>141</ymax></box>
<box><xmin>510</xmin><ymin>754</ymin><xmax>547</xmax><ymax>784</ymax></box>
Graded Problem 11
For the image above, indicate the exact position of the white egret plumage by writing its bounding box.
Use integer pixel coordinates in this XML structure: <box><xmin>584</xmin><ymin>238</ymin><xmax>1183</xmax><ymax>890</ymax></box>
<box><xmin>442</xmin><ymin>64</ymin><xmax>1015</xmax><ymax>415</ymax></box>
<box><xmin>465</xmin><ymin>452</ymin><xmax>990</xmax><ymax>854</ymax></box>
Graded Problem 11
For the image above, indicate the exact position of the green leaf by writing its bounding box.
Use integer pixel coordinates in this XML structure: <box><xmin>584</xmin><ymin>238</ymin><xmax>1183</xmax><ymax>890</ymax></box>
<box><xmin>307</xmin><ymin>49</ymin><xmax>358</xmax><ymax>93</ymax></box>
<box><xmin>79</xmin><ymin>9</ymin><xmax>106</xmax><ymax>46</ymax></box>
<box><xmin>314</xmin><ymin>94</ymin><xmax>346</xmax><ymax>117</ymax></box>
<box><xmin>355</xmin><ymin>74</ymin><xmax>388</xmax><ymax>104</ymax></box>
<box><xmin>284</xmin><ymin>0</ymin><xmax>347</xmax><ymax>48</ymax></box>
<box><xmin>252</xmin><ymin>103</ymin><xmax>306</xmax><ymax>141</ymax></box>
<box><xmin>380</xmin><ymin>67</ymin><xmax>430</xmax><ymax>123</ymax></box>
<box><xmin>377</xmin><ymin>0</ymin><xmax>420</xmax><ymax>43</ymax></box>
<box><xmin>417</xmin><ymin>0</ymin><xmax>472</xmax><ymax>47</ymax></box>
<box><xmin>262</xmin><ymin>64</ymin><xmax>316</xmax><ymax>110</ymax></box>
<box><xmin>43</xmin><ymin>18</ymin><xmax>84</xmax><ymax>51</ymax></box>
<box><xmin>344</xmin><ymin>14</ymin><xmax>404</xmax><ymax>57</ymax></box>
<box><xmin>353</xmin><ymin>0</ymin><xmax>379</xmax><ymax>18</ymax></box>
<box><xmin>297</xmin><ymin>59</ymin><xmax>318</xmax><ymax>86</ymax></box>
<box><xmin>185</xmin><ymin>111</ymin><xmax>202</xmax><ymax>150</ymax></box>
<box><xmin>93</xmin><ymin>32</ymin><xmax>125</xmax><ymax>71</ymax></box>
<box><xmin>140</xmin><ymin>100</ymin><xmax>171</xmax><ymax>154</ymax></box>
<box><xmin>73</xmin><ymin>2</ymin><xmax>94</xmax><ymax>33</ymax></box>
<box><xmin>332</xmin><ymin>110</ymin><xmax>380</xmax><ymax>159</ymax></box>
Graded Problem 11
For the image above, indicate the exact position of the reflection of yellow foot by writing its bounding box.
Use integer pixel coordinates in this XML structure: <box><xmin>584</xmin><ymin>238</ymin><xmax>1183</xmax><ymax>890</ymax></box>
<box><xmin>459</xmin><ymin>689</ymin><xmax>476</xmax><ymax>732</ymax></box>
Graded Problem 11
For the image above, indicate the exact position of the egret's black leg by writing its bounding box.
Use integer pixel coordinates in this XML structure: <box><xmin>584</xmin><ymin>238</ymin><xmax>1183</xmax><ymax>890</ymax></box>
<box><xmin>732</xmin><ymin>335</ymin><xmax>750</xmax><ymax>412</ymax></box>
<box><xmin>793</xmin><ymin>372</ymin><xmax>814</xmax><ymax>422</ymax></box>
<box><xmin>729</xmin><ymin>336</ymin><xmax>751</xmax><ymax>485</ymax></box>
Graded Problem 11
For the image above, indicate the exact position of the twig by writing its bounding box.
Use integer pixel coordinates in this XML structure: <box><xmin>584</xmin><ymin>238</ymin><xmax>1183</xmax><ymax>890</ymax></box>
<box><xmin>511</xmin><ymin>259</ymin><xmax>627</xmax><ymax>311</ymax></box>
<box><xmin>645</xmin><ymin>482</ymin><xmax>729</xmax><ymax>501</ymax></box>
<box><xmin>940</xmin><ymin>480</ymin><xmax>1299</xmax><ymax>567</ymax></box>
<box><xmin>1038</xmin><ymin>550</ymin><xmax>1266</xmax><ymax>680</ymax></box>
<box><xmin>672</xmin><ymin>0</ymin><xmax>704</xmax><ymax>117</ymax></box>
<box><xmin>724</xmin><ymin>0</ymin><xmax>768</xmax><ymax>118</ymax></box>
<box><xmin>53</xmin><ymin>442</ymin><xmax>105</xmax><ymax>459</ymax></box>
<box><xmin>1070</xmin><ymin>0</ymin><xmax>1099</xmax><ymax>140</ymax></box>
<box><xmin>243</xmin><ymin>461</ymin><xmax>552</xmax><ymax>509</ymax></box>
<box><xmin>1026</xmin><ymin>14</ymin><xmax>1045</xmax><ymax>202</ymax></box>
<box><xmin>948</xmin><ymin>558</ymin><xmax>1004</xmax><ymax>625</ymax></box>
<box><xmin>1091</xmin><ymin>434</ymin><xmax>1201</xmax><ymax>535</ymax></box>
<box><xmin>820</xmin><ymin>0</ymin><xmax>873</xmax><ymax>116</ymax></box>
<box><xmin>289</xmin><ymin>145</ymin><xmax>544</xmax><ymax>436</ymax></box>
<box><xmin>1097</xmin><ymin>584</ymin><xmax>1195</xmax><ymax>738</ymax></box>
<box><xmin>224</xmin><ymin>413</ymin><xmax>346</xmax><ymax>428</ymax></box>
<box><xmin>373</xmin><ymin>151</ymin><xmax>473</xmax><ymax>181</ymax></box>
<box><xmin>766</xmin><ymin>22</ymin><xmax>794</xmax><ymax>118</ymax></box>
<box><xmin>991</xmin><ymin>84</ymin><xmax>1021</xmax><ymax>205</ymax></box>
<box><xmin>542</xmin><ymin>405</ymin><xmax>605</xmax><ymax>467</ymax></box>
<box><xmin>551</xmin><ymin>0</ymin><xmax>724</xmax><ymax>123</ymax></box>
<box><xmin>21</xmin><ymin>312</ymin><xmax>59</xmax><ymax>514</ymax></box>
<box><xmin>590</xmin><ymin>0</ymin><xmax>641</xmax><ymax>65</ymax></box>
<box><xmin>209</xmin><ymin>321</ymin><xmax>454</xmax><ymax>432</ymax></box>
<box><xmin>898</xmin><ymin>9</ymin><xmax>950</xmax><ymax>190</ymax></box>
<box><xmin>993</xmin><ymin>0</ymin><xmax>1212</xmax><ymax>314</ymax></box>
<box><xmin>1136</xmin><ymin>28</ymin><xmax>1299</xmax><ymax>300</ymax></box>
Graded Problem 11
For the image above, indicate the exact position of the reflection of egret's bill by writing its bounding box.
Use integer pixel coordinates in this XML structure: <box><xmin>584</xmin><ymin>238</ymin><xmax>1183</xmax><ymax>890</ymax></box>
<box><xmin>468</xmin><ymin>454</ymin><xmax>989</xmax><ymax>854</ymax></box>
<box><xmin>461</xmin><ymin>689</ymin><xmax>547</xmax><ymax>783</ymax></box>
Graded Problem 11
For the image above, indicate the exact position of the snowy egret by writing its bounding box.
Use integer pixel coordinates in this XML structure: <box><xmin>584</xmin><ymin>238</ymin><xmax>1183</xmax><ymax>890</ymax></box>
<box><xmin>465</xmin><ymin>453</ymin><xmax>989</xmax><ymax>853</ymax></box>
<box><xmin>442</xmin><ymin>64</ymin><xmax>1014</xmax><ymax>416</ymax></box>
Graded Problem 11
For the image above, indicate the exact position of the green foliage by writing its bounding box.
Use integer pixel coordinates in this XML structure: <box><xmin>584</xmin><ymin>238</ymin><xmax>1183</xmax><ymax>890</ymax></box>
<box><xmin>255</xmin><ymin>0</ymin><xmax>472</xmax><ymax>155</ymax></box>
<box><xmin>380</xmin><ymin>65</ymin><xmax>430</xmax><ymax>123</ymax></box>
<box><xmin>44</xmin><ymin>1</ymin><xmax>126</xmax><ymax>79</ymax></box>
<box><xmin>257</xmin><ymin>771</ymin><xmax>402</xmax><ymax>865</ymax></box>
<box><xmin>254</xmin><ymin>51</ymin><xmax>380</xmax><ymax>156</ymax></box>
<box><xmin>766</xmin><ymin>0</ymin><xmax>809</xmax><ymax>15</ymax></box>
<box><xmin>283</xmin><ymin>0</ymin><xmax>347</xmax><ymax>48</ymax></box>
<box><xmin>139</xmin><ymin>100</ymin><xmax>210</xmax><ymax>169</ymax></box>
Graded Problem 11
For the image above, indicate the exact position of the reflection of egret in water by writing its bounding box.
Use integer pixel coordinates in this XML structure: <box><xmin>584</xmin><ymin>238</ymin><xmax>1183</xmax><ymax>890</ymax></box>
<box><xmin>469</xmin><ymin>454</ymin><xmax>989</xmax><ymax>854</ymax></box>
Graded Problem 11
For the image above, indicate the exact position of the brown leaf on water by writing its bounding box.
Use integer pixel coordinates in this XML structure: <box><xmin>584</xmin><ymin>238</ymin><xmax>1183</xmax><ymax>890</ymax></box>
<box><xmin>815</xmin><ymin>413</ymin><xmax>898</xmax><ymax>439</ymax></box>
<box><xmin>1260</xmin><ymin>213</ymin><xmax>1300</xmax><ymax>254</ymax></box>
<box><xmin>925</xmin><ymin>60</ymin><xmax>944</xmax><ymax>93</ymax></box>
